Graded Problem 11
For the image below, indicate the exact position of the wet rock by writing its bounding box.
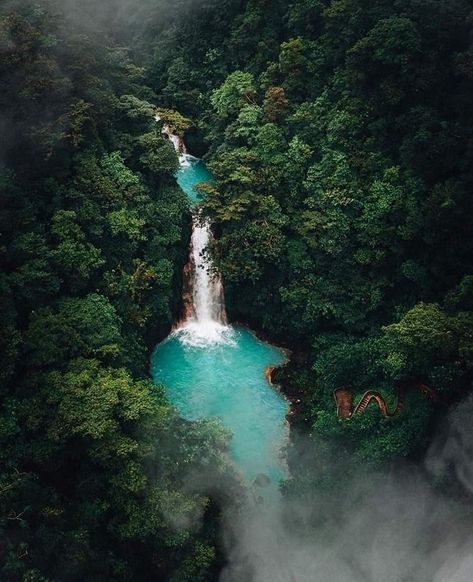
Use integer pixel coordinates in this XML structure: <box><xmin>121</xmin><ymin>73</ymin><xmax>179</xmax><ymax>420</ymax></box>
<box><xmin>254</xmin><ymin>473</ymin><xmax>271</xmax><ymax>487</ymax></box>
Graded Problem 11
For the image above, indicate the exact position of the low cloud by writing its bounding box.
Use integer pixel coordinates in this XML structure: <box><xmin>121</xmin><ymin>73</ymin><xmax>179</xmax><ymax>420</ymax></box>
<box><xmin>219</xmin><ymin>397</ymin><xmax>473</xmax><ymax>582</ymax></box>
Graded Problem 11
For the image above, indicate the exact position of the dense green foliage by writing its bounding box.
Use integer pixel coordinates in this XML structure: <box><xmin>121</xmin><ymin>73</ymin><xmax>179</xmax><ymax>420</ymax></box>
<box><xmin>147</xmin><ymin>0</ymin><xmax>473</xmax><ymax>468</ymax></box>
<box><xmin>0</xmin><ymin>3</ymin><xmax>238</xmax><ymax>580</ymax></box>
<box><xmin>2</xmin><ymin>0</ymin><xmax>473</xmax><ymax>578</ymax></box>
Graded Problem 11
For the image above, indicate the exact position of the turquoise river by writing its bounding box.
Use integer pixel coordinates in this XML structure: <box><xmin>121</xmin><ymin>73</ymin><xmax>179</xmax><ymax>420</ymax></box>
<box><xmin>150</xmin><ymin>145</ymin><xmax>289</xmax><ymax>493</ymax></box>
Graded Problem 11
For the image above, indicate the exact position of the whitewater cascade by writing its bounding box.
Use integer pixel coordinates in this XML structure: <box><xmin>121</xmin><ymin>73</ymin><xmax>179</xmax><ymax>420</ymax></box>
<box><xmin>156</xmin><ymin>114</ymin><xmax>232</xmax><ymax>346</ymax></box>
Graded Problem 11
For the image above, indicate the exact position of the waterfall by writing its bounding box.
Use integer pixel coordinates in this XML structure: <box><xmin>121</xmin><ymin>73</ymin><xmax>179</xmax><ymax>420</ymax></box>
<box><xmin>190</xmin><ymin>217</ymin><xmax>227</xmax><ymax>324</ymax></box>
<box><xmin>156</xmin><ymin>113</ymin><xmax>233</xmax><ymax>346</ymax></box>
<box><xmin>157</xmin><ymin>113</ymin><xmax>193</xmax><ymax>168</ymax></box>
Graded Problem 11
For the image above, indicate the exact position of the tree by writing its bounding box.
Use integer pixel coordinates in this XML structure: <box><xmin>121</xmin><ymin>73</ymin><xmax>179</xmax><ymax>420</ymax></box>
<box><xmin>263</xmin><ymin>86</ymin><xmax>289</xmax><ymax>122</ymax></box>
<box><xmin>211</xmin><ymin>71</ymin><xmax>256</xmax><ymax>118</ymax></box>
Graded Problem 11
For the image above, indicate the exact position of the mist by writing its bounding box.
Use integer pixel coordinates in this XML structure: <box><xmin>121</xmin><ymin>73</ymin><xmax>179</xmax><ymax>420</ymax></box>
<box><xmin>218</xmin><ymin>397</ymin><xmax>473</xmax><ymax>582</ymax></box>
<box><xmin>0</xmin><ymin>0</ymin><xmax>198</xmax><ymax>49</ymax></box>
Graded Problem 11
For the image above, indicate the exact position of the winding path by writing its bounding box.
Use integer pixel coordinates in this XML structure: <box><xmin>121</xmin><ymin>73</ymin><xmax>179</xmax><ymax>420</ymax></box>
<box><xmin>334</xmin><ymin>383</ymin><xmax>439</xmax><ymax>419</ymax></box>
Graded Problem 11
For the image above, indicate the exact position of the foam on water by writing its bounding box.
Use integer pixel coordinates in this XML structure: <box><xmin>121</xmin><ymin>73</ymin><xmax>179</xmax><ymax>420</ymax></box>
<box><xmin>173</xmin><ymin>321</ymin><xmax>235</xmax><ymax>348</ymax></box>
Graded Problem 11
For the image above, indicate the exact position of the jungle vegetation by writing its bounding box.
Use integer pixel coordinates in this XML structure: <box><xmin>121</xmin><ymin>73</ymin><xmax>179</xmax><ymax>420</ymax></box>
<box><xmin>1</xmin><ymin>0</ymin><xmax>473</xmax><ymax>579</ymax></box>
<box><xmin>147</xmin><ymin>0</ymin><xmax>473</xmax><ymax>468</ymax></box>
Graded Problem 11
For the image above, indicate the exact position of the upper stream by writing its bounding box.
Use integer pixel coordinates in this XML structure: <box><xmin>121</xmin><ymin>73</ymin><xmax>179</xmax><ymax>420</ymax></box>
<box><xmin>151</xmin><ymin>120</ymin><xmax>289</xmax><ymax>494</ymax></box>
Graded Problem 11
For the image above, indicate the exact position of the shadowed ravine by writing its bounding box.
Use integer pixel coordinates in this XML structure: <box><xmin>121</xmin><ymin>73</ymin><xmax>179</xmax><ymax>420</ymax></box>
<box><xmin>151</xmin><ymin>118</ymin><xmax>289</xmax><ymax>496</ymax></box>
